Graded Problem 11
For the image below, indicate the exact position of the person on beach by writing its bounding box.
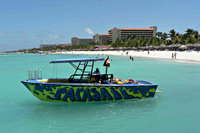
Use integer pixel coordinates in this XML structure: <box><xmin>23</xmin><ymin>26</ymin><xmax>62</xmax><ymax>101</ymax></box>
<box><xmin>172</xmin><ymin>53</ymin><xmax>174</xmax><ymax>59</ymax></box>
<box><xmin>174</xmin><ymin>52</ymin><xmax>177</xmax><ymax>59</ymax></box>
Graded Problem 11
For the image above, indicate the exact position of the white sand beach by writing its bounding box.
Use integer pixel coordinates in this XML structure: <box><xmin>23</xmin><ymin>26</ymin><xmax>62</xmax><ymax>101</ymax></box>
<box><xmin>58</xmin><ymin>50</ymin><xmax>200</xmax><ymax>63</ymax></box>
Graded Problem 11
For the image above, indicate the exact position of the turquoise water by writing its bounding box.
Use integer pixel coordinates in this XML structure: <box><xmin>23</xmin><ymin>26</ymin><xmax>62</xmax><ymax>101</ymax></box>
<box><xmin>0</xmin><ymin>53</ymin><xmax>200</xmax><ymax>133</ymax></box>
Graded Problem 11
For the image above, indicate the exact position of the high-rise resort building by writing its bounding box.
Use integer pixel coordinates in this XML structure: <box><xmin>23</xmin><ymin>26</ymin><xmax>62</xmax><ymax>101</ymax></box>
<box><xmin>108</xmin><ymin>26</ymin><xmax>157</xmax><ymax>42</ymax></box>
<box><xmin>71</xmin><ymin>37</ymin><xmax>94</xmax><ymax>45</ymax></box>
<box><xmin>93</xmin><ymin>34</ymin><xmax>110</xmax><ymax>44</ymax></box>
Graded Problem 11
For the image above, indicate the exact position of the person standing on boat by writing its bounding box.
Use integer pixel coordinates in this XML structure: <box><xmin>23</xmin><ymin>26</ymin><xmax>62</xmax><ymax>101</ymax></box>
<box><xmin>92</xmin><ymin>68</ymin><xmax>101</xmax><ymax>83</ymax></box>
<box><xmin>93</xmin><ymin>68</ymin><xmax>100</xmax><ymax>75</ymax></box>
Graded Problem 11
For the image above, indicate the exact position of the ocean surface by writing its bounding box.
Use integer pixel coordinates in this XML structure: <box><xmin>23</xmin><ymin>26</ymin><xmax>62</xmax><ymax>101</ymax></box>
<box><xmin>0</xmin><ymin>53</ymin><xmax>200</xmax><ymax>133</ymax></box>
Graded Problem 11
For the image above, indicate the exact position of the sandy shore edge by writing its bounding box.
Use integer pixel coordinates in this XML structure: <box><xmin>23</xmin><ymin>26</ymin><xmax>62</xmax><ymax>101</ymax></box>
<box><xmin>57</xmin><ymin>50</ymin><xmax>200</xmax><ymax>64</ymax></box>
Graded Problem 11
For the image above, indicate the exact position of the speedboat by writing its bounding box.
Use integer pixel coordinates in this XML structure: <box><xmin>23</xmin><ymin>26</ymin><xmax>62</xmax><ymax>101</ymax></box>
<box><xmin>21</xmin><ymin>58</ymin><xmax>158</xmax><ymax>102</ymax></box>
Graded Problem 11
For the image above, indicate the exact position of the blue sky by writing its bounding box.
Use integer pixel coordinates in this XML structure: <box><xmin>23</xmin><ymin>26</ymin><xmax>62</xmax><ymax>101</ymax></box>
<box><xmin>0</xmin><ymin>0</ymin><xmax>200</xmax><ymax>51</ymax></box>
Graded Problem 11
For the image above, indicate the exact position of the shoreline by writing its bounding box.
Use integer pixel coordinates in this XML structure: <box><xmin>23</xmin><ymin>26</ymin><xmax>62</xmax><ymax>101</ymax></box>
<box><xmin>57</xmin><ymin>50</ymin><xmax>200</xmax><ymax>64</ymax></box>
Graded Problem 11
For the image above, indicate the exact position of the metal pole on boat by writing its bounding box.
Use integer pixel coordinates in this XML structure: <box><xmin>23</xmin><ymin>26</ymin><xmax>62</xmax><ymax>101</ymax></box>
<box><xmin>104</xmin><ymin>56</ymin><xmax>110</xmax><ymax>75</ymax></box>
<box><xmin>40</xmin><ymin>69</ymin><xmax>42</xmax><ymax>79</ymax></box>
<box><xmin>105</xmin><ymin>67</ymin><xmax>108</xmax><ymax>74</ymax></box>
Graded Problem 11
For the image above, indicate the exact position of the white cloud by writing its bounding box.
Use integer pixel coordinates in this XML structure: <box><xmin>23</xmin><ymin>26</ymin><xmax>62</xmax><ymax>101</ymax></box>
<box><xmin>84</xmin><ymin>28</ymin><xmax>95</xmax><ymax>35</ymax></box>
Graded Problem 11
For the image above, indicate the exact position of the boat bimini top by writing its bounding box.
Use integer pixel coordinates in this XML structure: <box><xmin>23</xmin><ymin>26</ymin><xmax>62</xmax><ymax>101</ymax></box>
<box><xmin>50</xmin><ymin>58</ymin><xmax>104</xmax><ymax>63</ymax></box>
<box><xmin>50</xmin><ymin>58</ymin><xmax>113</xmax><ymax>83</ymax></box>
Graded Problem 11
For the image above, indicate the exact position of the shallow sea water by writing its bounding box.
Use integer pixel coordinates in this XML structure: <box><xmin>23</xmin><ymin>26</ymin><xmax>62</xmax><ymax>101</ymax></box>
<box><xmin>0</xmin><ymin>53</ymin><xmax>200</xmax><ymax>133</ymax></box>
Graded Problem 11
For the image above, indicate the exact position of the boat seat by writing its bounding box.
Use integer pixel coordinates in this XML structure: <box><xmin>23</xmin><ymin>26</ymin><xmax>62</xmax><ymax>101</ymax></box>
<box><xmin>90</xmin><ymin>74</ymin><xmax>101</xmax><ymax>83</ymax></box>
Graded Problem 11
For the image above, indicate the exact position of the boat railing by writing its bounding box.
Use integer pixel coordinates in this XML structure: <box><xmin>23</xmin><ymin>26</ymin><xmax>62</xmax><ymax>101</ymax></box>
<box><xmin>69</xmin><ymin>73</ymin><xmax>113</xmax><ymax>83</ymax></box>
<box><xmin>100</xmin><ymin>74</ymin><xmax>113</xmax><ymax>83</ymax></box>
<box><xmin>28</xmin><ymin>69</ymin><xmax>42</xmax><ymax>79</ymax></box>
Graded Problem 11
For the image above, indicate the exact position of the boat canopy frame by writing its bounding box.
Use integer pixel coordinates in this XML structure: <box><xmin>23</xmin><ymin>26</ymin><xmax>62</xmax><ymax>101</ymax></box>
<box><xmin>69</xmin><ymin>61</ymin><xmax>95</xmax><ymax>82</ymax></box>
<box><xmin>50</xmin><ymin>58</ymin><xmax>106</xmax><ymax>83</ymax></box>
<box><xmin>50</xmin><ymin>58</ymin><xmax>104</xmax><ymax>63</ymax></box>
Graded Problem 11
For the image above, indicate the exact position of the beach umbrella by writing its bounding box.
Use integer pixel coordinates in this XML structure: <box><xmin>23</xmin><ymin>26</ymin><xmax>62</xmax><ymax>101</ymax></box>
<box><xmin>140</xmin><ymin>46</ymin><xmax>148</xmax><ymax>50</ymax></box>
<box><xmin>186</xmin><ymin>44</ymin><xmax>193</xmax><ymax>48</ymax></box>
<box><xmin>193</xmin><ymin>43</ymin><xmax>200</xmax><ymax>48</ymax></box>
<box><xmin>173</xmin><ymin>44</ymin><xmax>181</xmax><ymax>48</ymax></box>
<box><xmin>166</xmin><ymin>44</ymin><xmax>179</xmax><ymax>50</ymax></box>
<box><xmin>160</xmin><ymin>44</ymin><xmax>166</xmax><ymax>48</ymax></box>
<box><xmin>148</xmin><ymin>45</ymin><xmax>154</xmax><ymax>50</ymax></box>
<box><xmin>160</xmin><ymin>44</ymin><xmax>167</xmax><ymax>50</ymax></box>
<box><xmin>166</xmin><ymin>45</ymin><xmax>172</xmax><ymax>48</ymax></box>
<box><xmin>154</xmin><ymin>46</ymin><xmax>159</xmax><ymax>49</ymax></box>
<box><xmin>126</xmin><ymin>47</ymin><xmax>132</xmax><ymax>50</ymax></box>
<box><xmin>131</xmin><ymin>47</ymin><xmax>137</xmax><ymax>50</ymax></box>
<box><xmin>179</xmin><ymin>45</ymin><xmax>188</xmax><ymax>49</ymax></box>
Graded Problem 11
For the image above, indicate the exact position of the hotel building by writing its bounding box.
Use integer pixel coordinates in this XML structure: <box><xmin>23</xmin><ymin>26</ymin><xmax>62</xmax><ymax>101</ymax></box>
<box><xmin>108</xmin><ymin>26</ymin><xmax>157</xmax><ymax>42</ymax></box>
<box><xmin>40</xmin><ymin>44</ymin><xmax>70</xmax><ymax>49</ymax></box>
<box><xmin>71</xmin><ymin>37</ymin><xmax>94</xmax><ymax>45</ymax></box>
<box><xmin>93</xmin><ymin>34</ymin><xmax>110</xmax><ymax>44</ymax></box>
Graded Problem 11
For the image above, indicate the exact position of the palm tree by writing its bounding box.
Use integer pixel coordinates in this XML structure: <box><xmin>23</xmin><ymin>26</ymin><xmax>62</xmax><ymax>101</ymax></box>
<box><xmin>175</xmin><ymin>32</ymin><xmax>180</xmax><ymax>38</ymax></box>
<box><xmin>193</xmin><ymin>30</ymin><xmax>199</xmax><ymax>39</ymax></box>
<box><xmin>185</xmin><ymin>28</ymin><xmax>194</xmax><ymax>37</ymax></box>
<box><xmin>156</xmin><ymin>32</ymin><xmax>162</xmax><ymax>39</ymax></box>
<box><xmin>148</xmin><ymin>38</ymin><xmax>153</xmax><ymax>46</ymax></box>
<box><xmin>114</xmin><ymin>38</ymin><xmax>121</xmax><ymax>47</ymax></box>
<box><xmin>161</xmin><ymin>33</ymin><xmax>168</xmax><ymax>41</ymax></box>
<box><xmin>197</xmin><ymin>37</ymin><xmax>200</xmax><ymax>43</ymax></box>
<box><xmin>185</xmin><ymin>37</ymin><xmax>193</xmax><ymax>44</ymax></box>
<box><xmin>169</xmin><ymin>29</ymin><xmax>176</xmax><ymax>40</ymax></box>
<box><xmin>179</xmin><ymin>34</ymin><xmax>187</xmax><ymax>44</ymax></box>
<box><xmin>184</xmin><ymin>29</ymin><xmax>199</xmax><ymax>44</ymax></box>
